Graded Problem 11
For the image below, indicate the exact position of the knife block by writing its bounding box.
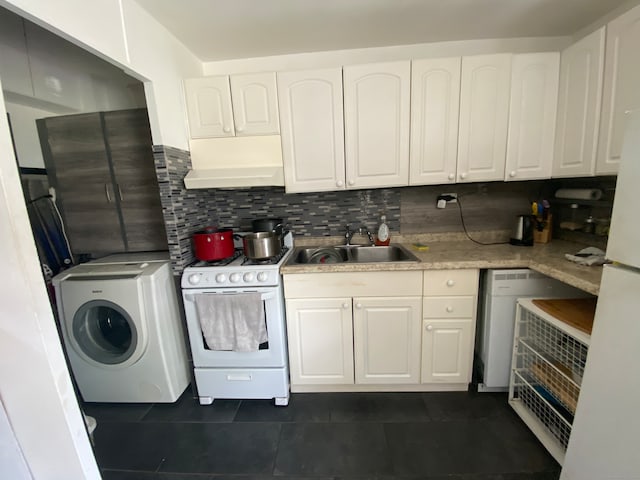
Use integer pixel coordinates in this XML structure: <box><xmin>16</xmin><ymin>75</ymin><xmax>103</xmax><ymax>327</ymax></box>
<box><xmin>533</xmin><ymin>214</ymin><xmax>552</xmax><ymax>244</ymax></box>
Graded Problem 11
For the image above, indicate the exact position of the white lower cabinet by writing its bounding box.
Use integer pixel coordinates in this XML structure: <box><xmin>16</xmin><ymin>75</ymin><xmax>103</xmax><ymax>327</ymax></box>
<box><xmin>353</xmin><ymin>297</ymin><xmax>422</xmax><ymax>384</ymax></box>
<box><xmin>284</xmin><ymin>269</ymin><xmax>479</xmax><ymax>392</ymax></box>
<box><xmin>285</xmin><ymin>298</ymin><xmax>354</xmax><ymax>385</ymax></box>
<box><xmin>421</xmin><ymin>319</ymin><xmax>473</xmax><ymax>383</ymax></box>
<box><xmin>284</xmin><ymin>271</ymin><xmax>423</xmax><ymax>391</ymax></box>
<box><xmin>421</xmin><ymin>269</ymin><xmax>479</xmax><ymax>387</ymax></box>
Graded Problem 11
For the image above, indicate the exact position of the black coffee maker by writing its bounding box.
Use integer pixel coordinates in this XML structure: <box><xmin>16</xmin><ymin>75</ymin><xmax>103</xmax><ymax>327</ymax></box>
<box><xmin>509</xmin><ymin>215</ymin><xmax>534</xmax><ymax>246</ymax></box>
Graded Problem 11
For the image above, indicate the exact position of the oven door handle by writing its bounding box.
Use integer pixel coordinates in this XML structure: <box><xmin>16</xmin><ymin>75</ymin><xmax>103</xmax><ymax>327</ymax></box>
<box><xmin>184</xmin><ymin>291</ymin><xmax>276</xmax><ymax>303</ymax></box>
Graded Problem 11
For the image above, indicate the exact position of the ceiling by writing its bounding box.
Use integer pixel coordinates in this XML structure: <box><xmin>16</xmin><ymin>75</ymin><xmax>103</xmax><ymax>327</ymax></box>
<box><xmin>133</xmin><ymin>0</ymin><xmax>633</xmax><ymax>62</ymax></box>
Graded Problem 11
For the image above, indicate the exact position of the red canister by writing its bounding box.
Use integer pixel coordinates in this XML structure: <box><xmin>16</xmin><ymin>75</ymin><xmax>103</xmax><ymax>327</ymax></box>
<box><xmin>192</xmin><ymin>227</ymin><xmax>235</xmax><ymax>261</ymax></box>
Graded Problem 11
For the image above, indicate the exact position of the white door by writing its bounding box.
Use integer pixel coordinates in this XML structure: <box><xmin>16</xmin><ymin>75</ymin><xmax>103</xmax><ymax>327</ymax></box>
<box><xmin>457</xmin><ymin>54</ymin><xmax>512</xmax><ymax>182</ymax></box>
<box><xmin>285</xmin><ymin>298</ymin><xmax>354</xmax><ymax>385</ymax></box>
<box><xmin>505</xmin><ymin>53</ymin><xmax>559</xmax><ymax>181</ymax></box>
<box><xmin>230</xmin><ymin>72</ymin><xmax>279</xmax><ymax>136</ymax></box>
<box><xmin>553</xmin><ymin>28</ymin><xmax>605</xmax><ymax>178</ymax></box>
<box><xmin>597</xmin><ymin>4</ymin><xmax>640</xmax><ymax>175</ymax></box>
<box><xmin>277</xmin><ymin>68</ymin><xmax>346</xmax><ymax>192</ymax></box>
<box><xmin>343</xmin><ymin>61</ymin><xmax>410</xmax><ymax>189</ymax></box>
<box><xmin>409</xmin><ymin>57</ymin><xmax>461</xmax><ymax>185</ymax></box>
<box><xmin>421</xmin><ymin>319</ymin><xmax>473</xmax><ymax>384</ymax></box>
<box><xmin>184</xmin><ymin>76</ymin><xmax>234</xmax><ymax>138</ymax></box>
<box><xmin>353</xmin><ymin>297</ymin><xmax>422</xmax><ymax>384</ymax></box>
<box><xmin>561</xmin><ymin>265</ymin><xmax>640</xmax><ymax>480</ymax></box>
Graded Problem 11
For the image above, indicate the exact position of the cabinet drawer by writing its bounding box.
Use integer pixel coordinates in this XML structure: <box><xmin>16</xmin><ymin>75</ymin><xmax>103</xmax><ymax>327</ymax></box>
<box><xmin>423</xmin><ymin>296</ymin><xmax>475</xmax><ymax>318</ymax></box>
<box><xmin>423</xmin><ymin>269</ymin><xmax>479</xmax><ymax>296</ymax></box>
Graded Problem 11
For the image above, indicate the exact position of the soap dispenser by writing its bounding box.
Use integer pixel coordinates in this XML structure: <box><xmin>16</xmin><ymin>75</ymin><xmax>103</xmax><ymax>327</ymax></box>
<box><xmin>375</xmin><ymin>214</ymin><xmax>391</xmax><ymax>246</ymax></box>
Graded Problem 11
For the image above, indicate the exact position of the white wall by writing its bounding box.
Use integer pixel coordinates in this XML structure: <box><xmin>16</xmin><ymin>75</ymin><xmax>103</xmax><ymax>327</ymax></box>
<box><xmin>121</xmin><ymin>0</ymin><xmax>202</xmax><ymax>150</ymax></box>
<box><xmin>1</xmin><ymin>0</ymin><xmax>202</xmax><ymax>151</ymax></box>
<box><xmin>2</xmin><ymin>0</ymin><xmax>129</xmax><ymax>66</ymax></box>
<box><xmin>0</xmin><ymin>78</ymin><xmax>100</xmax><ymax>479</ymax></box>
<box><xmin>202</xmin><ymin>36</ymin><xmax>570</xmax><ymax>75</ymax></box>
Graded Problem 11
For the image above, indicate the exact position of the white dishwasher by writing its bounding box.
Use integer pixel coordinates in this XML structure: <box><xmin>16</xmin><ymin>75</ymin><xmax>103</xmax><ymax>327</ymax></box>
<box><xmin>476</xmin><ymin>268</ymin><xmax>592</xmax><ymax>392</ymax></box>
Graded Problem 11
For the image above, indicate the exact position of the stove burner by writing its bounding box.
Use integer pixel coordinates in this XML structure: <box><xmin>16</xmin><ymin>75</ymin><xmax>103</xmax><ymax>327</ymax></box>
<box><xmin>192</xmin><ymin>249</ymin><xmax>242</xmax><ymax>267</ymax></box>
<box><xmin>241</xmin><ymin>247</ymin><xmax>289</xmax><ymax>266</ymax></box>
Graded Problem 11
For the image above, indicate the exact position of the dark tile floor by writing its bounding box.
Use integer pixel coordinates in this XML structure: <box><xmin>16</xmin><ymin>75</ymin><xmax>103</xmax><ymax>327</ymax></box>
<box><xmin>84</xmin><ymin>386</ymin><xmax>560</xmax><ymax>480</ymax></box>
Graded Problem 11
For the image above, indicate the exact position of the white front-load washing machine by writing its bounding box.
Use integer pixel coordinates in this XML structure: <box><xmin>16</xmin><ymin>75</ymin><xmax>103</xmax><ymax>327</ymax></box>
<box><xmin>52</xmin><ymin>253</ymin><xmax>190</xmax><ymax>403</ymax></box>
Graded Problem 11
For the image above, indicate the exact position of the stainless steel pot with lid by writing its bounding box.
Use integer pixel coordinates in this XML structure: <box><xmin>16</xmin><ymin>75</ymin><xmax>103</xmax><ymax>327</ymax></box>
<box><xmin>243</xmin><ymin>231</ymin><xmax>282</xmax><ymax>260</ymax></box>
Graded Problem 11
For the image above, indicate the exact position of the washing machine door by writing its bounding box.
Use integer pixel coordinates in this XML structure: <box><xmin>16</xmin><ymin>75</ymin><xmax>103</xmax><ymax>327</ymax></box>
<box><xmin>72</xmin><ymin>300</ymin><xmax>138</xmax><ymax>365</ymax></box>
<box><xmin>59</xmin><ymin>273</ymin><xmax>148</xmax><ymax>368</ymax></box>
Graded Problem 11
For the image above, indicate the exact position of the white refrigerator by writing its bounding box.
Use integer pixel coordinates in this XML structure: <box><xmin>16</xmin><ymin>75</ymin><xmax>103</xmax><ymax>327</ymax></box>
<box><xmin>561</xmin><ymin>110</ymin><xmax>640</xmax><ymax>480</ymax></box>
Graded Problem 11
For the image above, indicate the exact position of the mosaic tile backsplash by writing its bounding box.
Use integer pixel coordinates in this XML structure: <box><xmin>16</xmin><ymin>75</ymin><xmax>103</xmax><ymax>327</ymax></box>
<box><xmin>153</xmin><ymin>145</ymin><xmax>612</xmax><ymax>275</ymax></box>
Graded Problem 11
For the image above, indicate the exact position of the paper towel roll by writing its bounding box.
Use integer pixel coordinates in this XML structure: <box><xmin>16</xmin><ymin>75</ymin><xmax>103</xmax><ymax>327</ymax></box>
<box><xmin>555</xmin><ymin>188</ymin><xmax>603</xmax><ymax>201</ymax></box>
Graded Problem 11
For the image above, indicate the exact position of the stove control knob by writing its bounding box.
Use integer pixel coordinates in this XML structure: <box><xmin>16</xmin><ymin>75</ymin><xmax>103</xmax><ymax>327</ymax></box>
<box><xmin>257</xmin><ymin>272</ymin><xmax>269</xmax><ymax>282</ymax></box>
<box><xmin>188</xmin><ymin>274</ymin><xmax>201</xmax><ymax>285</ymax></box>
<box><xmin>215</xmin><ymin>273</ymin><xmax>226</xmax><ymax>284</ymax></box>
<box><xmin>243</xmin><ymin>272</ymin><xmax>255</xmax><ymax>283</ymax></box>
<box><xmin>230</xmin><ymin>273</ymin><xmax>241</xmax><ymax>283</ymax></box>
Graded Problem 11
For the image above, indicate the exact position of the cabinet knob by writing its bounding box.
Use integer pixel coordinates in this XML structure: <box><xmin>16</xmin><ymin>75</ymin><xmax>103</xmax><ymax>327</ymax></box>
<box><xmin>342</xmin><ymin>302</ymin><xmax>349</xmax><ymax>309</ymax></box>
<box><xmin>460</xmin><ymin>172</ymin><xmax>467</xmax><ymax>180</ymax></box>
<box><xmin>236</xmin><ymin>126</ymin><xmax>244</xmax><ymax>133</ymax></box>
<box><xmin>223</xmin><ymin>126</ymin><xmax>231</xmax><ymax>133</ymax></box>
<box><xmin>337</xmin><ymin>180</ymin><xmax>344</xmax><ymax>187</ymax></box>
<box><xmin>426</xmin><ymin>324</ymin><xmax>433</xmax><ymax>331</ymax></box>
<box><xmin>446</xmin><ymin>279</ymin><xmax>455</xmax><ymax>287</ymax></box>
<box><xmin>448</xmin><ymin>173</ymin><xmax>455</xmax><ymax>181</ymax></box>
<box><xmin>355</xmin><ymin>303</ymin><xmax>362</xmax><ymax>309</ymax></box>
<box><xmin>446</xmin><ymin>306</ymin><xmax>454</xmax><ymax>313</ymax></box>
<box><xmin>348</xmin><ymin>180</ymin><xmax>355</xmax><ymax>186</ymax></box>
<box><xmin>509</xmin><ymin>171</ymin><xmax>516</xmax><ymax>178</ymax></box>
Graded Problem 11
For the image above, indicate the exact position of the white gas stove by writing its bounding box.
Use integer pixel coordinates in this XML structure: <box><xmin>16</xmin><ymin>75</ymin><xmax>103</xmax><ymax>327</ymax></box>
<box><xmin>180</xmin><ymin>231</ymin><xmax>293</xmax><ymax>406</ymax></box>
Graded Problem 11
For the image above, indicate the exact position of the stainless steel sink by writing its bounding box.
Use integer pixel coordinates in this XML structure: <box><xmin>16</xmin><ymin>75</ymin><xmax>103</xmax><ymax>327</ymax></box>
<box><xmin>288</xmin><ymin>244</ymin><xmax>420</xmax><ymax>265</ymax></box>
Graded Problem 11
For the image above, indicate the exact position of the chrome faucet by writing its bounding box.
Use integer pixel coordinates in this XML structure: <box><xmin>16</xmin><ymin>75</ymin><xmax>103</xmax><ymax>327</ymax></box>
<box><xmin>344</xmin><ymin>225</ymin><xmax>374</xmax><ymax>246</ymax></box>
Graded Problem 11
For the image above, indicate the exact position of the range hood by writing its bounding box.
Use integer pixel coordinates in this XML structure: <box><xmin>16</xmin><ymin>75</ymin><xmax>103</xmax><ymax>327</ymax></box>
<box><xmin>185</xmin><ymin>135</ymin><xmax>285</xmax><ymax>189</ymax></box>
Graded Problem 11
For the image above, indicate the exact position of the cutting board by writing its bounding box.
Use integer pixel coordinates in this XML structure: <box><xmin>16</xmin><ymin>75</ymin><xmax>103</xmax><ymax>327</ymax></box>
<box><xmin>532</xmin><ymin>298</ymin><xmax>597</xmax><ymax>335</ymax></box>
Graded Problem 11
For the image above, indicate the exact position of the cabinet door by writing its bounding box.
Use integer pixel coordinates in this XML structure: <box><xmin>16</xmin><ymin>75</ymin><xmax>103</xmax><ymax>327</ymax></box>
<box><xmin>103</xmin><ymin>109</ymin><xmax>167</xmax><ymax>251</ymax></box>
<box><xmin>353</xmin><ymin>296</ymin><xmax>422</xmax><ymax>384</ymax></box>
<box><xmin>505</xmin><ymin>53</ymin><xmax>559</xmax><ymax>181</ymax></box>
<box><xmin>0</xmin><ymin>11</ymin><xmax>33</xmax><ymax>97</ymax></box>
<box><xmin>230</xmin><ymin>72</ymin><xmax>279</xmax><ymax>136</ymax></box>
<box><xmin>184</xmin><ymin>76</ymin><xmax>234</xmax><ymax>138</ymax></box>
<box><xmin>597</xmin><ymin>4</ymin><xmax>640</xmax><ymax>175</ymax></box>
<box><xmin>409</xmin><ymin>57</ymin><xmax>461</xmax><ymax>185</ymax></box>
<box><xmin>553</xmin><ymin>28</ymin><xmax>605</xmax><ymax>178</ymax></box>
<box><xmin>343</xmin><ymin>61</ymin><xmax>410</xmax><ymax>189</ymax></box>
<box><xmin>421</xmin><ymin>319</ymin><xmax>473</xmax><ymax>384</ymax></box>
<box><xmin>38</xmin><ymin>113</ymin><xmax>125</xmax><ymax>254</ymax></box>
<box><xmin>285</xmin><ymin>298</ymin><xmax>354</xmax><ymax>385</ymax></box>
<box><xmin>278</xmin><ymin>68</ymin><xmax>346</xmax><ymax>193</ymax></box>
<box><xmin>457</xmin><ymin>54</ymin><xmax>512</xmax><ymax>182</ymax></box>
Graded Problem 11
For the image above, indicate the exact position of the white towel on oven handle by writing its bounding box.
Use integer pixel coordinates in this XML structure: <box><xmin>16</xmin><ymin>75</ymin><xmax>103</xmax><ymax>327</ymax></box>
<box><xmin>193</xmin><ymin>292</ymin><xmax>267</xmax><ymax>352</ymax></box>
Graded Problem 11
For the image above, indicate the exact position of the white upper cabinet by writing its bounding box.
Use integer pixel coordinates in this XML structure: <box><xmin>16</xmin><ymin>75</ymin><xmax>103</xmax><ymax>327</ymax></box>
<box><xmin>597</xmin><ymin>4</ymin><xmax>640</xmax><ymax>175</ymax></box>
<box><xmin>409</xmin><ymin>57</ymin><xmax>461</xmax><ymax>185</ymax></box>
<box><xmin>277</xmin><ymin>68</ymin><xmax>346</xmax><ymax>193</ymax></box>
<box><xmin>457</xmin><ymin>54</ymin><xmax>512</xmax><ymax>182</ymax></box>
<box><xmin>185</xmin><ymin>72</ymin><xmax>279</xmax><ymax>138</ymax></box>
<box><xmin>185</xmin><ymin>76</ymin><xmax>235</xmax><ymax>137</ymax></box>
<box><xmin>505</xmin><ymin>53</ymin><xmax>560</xmax><ymax>181</ymax></box>
<box><xmin>230</xmin><ymin>72</ymin><xmax>280</xmax><ymax>136</ymax></box>
<box><xmin>553</xmin><ymin>28</ymin><xmax>605</xmax><ymax>178</ymax></box>
<box><xmin>343</xmin><ymin>61</ymin><xmax>411</xmax><ymax>189</ymax></box>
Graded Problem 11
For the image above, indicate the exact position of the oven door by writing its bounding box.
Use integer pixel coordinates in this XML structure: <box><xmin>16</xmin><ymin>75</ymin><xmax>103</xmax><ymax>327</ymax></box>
<box><xmin>182</xmin><ymin>286</ymin><xmax>287</xmax><ymax>368</ymax></box>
